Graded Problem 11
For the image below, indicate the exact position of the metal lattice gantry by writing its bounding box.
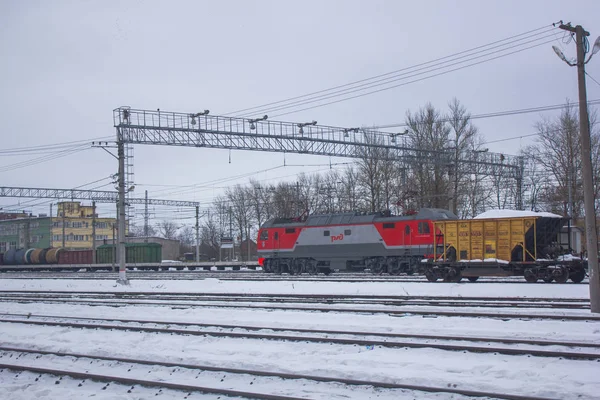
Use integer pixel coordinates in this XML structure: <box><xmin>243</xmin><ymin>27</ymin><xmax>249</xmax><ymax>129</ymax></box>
<box><xmin>0</xmin><ymin>186</ymin><xmax>199</xmax><ymax>207</ymax></box>
<box><xmin>113</xmin><ymin>107</ymin><xmax>524</xmax><ymax>177</ymax></box>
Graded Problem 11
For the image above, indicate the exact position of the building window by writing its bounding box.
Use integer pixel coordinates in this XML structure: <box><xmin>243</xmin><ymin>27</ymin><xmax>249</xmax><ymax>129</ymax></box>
<box><xmin>72</xmin><ymin>222</ymin><xmax>83</xmax><ymax>228</ymax></box>
<box><xmin>96</xmin><ymin>222</ymin><xmax>108</xmax><ymax>229</ymax></box>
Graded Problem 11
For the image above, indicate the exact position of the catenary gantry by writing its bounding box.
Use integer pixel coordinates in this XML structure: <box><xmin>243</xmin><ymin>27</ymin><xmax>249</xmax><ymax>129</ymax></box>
<box><xmin>113</xmin><ymin>107</ymin><xmax>524</xmax><ymax>178</ymax></box>
<box><xmin>0</xmin><ymin>186</ymin><xmax>199</xmax><ymax>207</ymax></box>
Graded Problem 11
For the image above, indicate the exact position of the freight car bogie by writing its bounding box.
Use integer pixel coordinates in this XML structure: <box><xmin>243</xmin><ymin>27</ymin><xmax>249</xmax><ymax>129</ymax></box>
<box><xmin>423</xmin><ymin>261</ymin><xmax>585</xmax><ymax>283</ymax></box>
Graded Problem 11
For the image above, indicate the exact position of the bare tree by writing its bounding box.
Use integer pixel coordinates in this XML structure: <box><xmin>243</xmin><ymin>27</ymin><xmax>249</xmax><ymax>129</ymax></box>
<box><xmin>129</xmin><ymin>224</ymin><xmax>156</xmax><ymax>238</ymax></box>
<box><xmin>447</xmin><ymin>98</ymin><xmax>479</xmax><ymax>215</ymax></box>
<box><xmin>155</xmin><ymin>220</ymin><xmax>179</xmax><ymax>240</ymax></box>
<box><xmin>355</xmin><ymin>129</ymin><xmax>387</xmax><ymax>212</ymax></box>
<box><xmin>406</xmin><ymin>103</ymin><xmax>451</xmax><ymax>209</ymax></box>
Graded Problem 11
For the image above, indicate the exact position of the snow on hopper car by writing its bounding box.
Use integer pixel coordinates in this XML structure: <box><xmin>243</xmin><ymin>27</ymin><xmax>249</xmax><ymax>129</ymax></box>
<box><xmin>257</xmin><ymin>208</ymin><xmax>458</xmax><ymax>275</ymax></box>
<box><xmin>423</xmin><ymin>210</ymin><xmax>587</xmax><ymax>283</ymax></box>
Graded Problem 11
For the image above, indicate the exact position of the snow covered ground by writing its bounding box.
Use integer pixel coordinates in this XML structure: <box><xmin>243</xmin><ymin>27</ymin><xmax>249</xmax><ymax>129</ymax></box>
<box><xmin>0</xmin><ymin>278</ymin><xmax>598</xmax><ymax>399</ymax></box>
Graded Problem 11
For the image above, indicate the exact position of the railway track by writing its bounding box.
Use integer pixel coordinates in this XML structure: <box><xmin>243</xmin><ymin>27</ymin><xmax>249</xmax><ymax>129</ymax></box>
<box><xmin>0</xmin><ymin>290</ymin><xmax>591</xmax><ymax>310</ymax></box>
<box><xmin>2</xmin><ymin>313</ymin><xmax>599</xmax><ymax>360</ymax></box>
<box><xmin>0</xmin><ymin>270</ymin><xmax>583</xmax><ymax>283</ymax></box>
<box><xmin>0</xmin><ymin>346</ymin><xmax>558</xmax><ymax>400</ymax></box>
<box><xmin>0</xmin><ymin>292</ymin><xmax>597</xmax><ymax>321</ymax></box>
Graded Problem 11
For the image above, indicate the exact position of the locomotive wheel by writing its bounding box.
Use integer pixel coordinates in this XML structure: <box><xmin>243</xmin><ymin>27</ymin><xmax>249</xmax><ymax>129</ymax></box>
<box><xmin>305</xmin><ymin>261</ymin><xmax>318</xmax><ymax>275</ymax></box>
<box><xmin>467</xmin><ymin>276</ymin><xmax>479</xmax><ymax>282</ymax></box>
<box><xmin>388</xmin><ymin>261</ymin><xmax>401</xmax><ymax>275</ymax></box>
<box><xmin>553</xmin><ymin>267</ymin><xmax>569</xmax><ymax>283</ymax></box>
<box><xmin>570</xmin><ymin>268</ymin><xmax>586</xmax><ymax>283</ymax></box>
<box><xmin>272</xmin><ymin>261</ymin><xmax>282</xmax><ymax>275</ymax></box>
<box><xmin>289</xmin><ymin>260</ymin><xmax>301</xmax><ymax>275</ymax></box>
<box><xmin>524</xmin><ymin>268</ymin><xmax>538</xmax><ymax>283</ymax></box>
<box><xmin>542</xmin><ymin>276</ymin><xmax>554</xmax><ymax>283</ymax></box>
<box><xmin>371</xmin><ymin>259</ymin><xmax>385</xmax><ymax>275</ymax></box>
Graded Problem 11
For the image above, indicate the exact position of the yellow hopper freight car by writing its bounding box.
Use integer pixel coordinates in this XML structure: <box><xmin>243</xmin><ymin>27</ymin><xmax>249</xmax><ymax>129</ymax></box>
<box><xmin>421</xmin><ymin>210</ymin><xmax>587</xmax><ymax>283</ymax></box>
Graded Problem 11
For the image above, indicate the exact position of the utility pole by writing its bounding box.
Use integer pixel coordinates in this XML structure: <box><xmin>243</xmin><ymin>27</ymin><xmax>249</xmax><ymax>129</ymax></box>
<box><xmin>116</xmin><ymin>138</ymin><xmax>128</xmax><ymax>284</ymax></box>
<box><xmin>556</xmin><ymin>23</ymin><xmax>600</xmax><ymax>312</ymax></box>
<box><xmin>229</xmin><ymin>205</ymin><xmax>233</xmax><ymax>261</ymax></box>
<box><xmin>144</xmin><ymin>190</ymin><xmax>149</xmax><ymax>242</ymax></box>
<box><xmin>61</xmin><ymin>203</ymin><xmax>66</xmax><ymax>248</ymax></box>
<box><xmin>92</xmin><ymin>201</ymin><xmax>97</xmax><ymax>264</ymax></box>
<box><xmin>195</xmin><ymin>205</ymin><xmax>200</xmax><ymax>263</ymax></box>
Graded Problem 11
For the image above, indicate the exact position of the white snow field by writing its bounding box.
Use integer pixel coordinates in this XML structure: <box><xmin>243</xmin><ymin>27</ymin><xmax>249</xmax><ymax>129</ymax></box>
<box><xmin>0</xmin><ymin>278</ymin><xmax>598</xmax><ymax>399</ymax></box>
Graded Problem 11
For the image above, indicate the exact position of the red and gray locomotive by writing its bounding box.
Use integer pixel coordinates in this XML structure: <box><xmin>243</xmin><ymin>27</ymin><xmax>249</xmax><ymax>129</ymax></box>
<box><xmin>256</xmin><ymin>208</ymin><xmax>457</xmax><ymax>275</ymax></box>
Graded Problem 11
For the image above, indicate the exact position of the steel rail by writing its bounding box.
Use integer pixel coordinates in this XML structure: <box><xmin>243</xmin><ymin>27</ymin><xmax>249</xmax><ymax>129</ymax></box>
<box><xmin>1</xmin><ymin>317</ymin><xmax>599</xmax><ymax>360</ymax></box>
<box><xmin>0</xmin><ymin>292</ymin><xmax>589</xmax><ymax>309</ymax></box>
<box><xmin>0</xmin><ymin>347</ymin><xmax>557</xmax><ymax>400</ymax></box>
<box><xmin>0</xmin><ymin>295</ymin><xmax>596</xmax><ymax>321</ymax></box>
<box><xmin>3</xmin><ymin>312</ymin><xmax>598</xmax><ymax>349</ymax></box>
<box><xmin>0</xmin><ymin>290</ymin><xmax>589</xmax><ymax>303</ymax></box>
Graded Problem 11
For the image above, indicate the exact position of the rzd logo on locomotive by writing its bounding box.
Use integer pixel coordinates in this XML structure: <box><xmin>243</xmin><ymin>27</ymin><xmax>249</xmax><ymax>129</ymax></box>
<box><xmin>331</xmin><ymin>233</ymin><xmax>344</xmax><ymax>242</ymax></box>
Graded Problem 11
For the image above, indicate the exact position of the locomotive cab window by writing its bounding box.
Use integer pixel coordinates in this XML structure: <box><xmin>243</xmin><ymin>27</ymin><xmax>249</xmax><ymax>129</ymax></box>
<box><xmin>418</xmin><ymin>222</ymin><xmax>430</xmax><ymax>234</ymax></box>
<box><xmin>285</xmin><ymin>228</ymin><xmax>296</xmax><ymax>234</ymax></box>
<box><xmin>323</xmin><ymin>230</ymin><xmax>330</xmax><ymax>236</ymax></box>
<box><xmin>259</xmin><ymin>230</ymin><xmax>268</xmax><ymax>240</ymax></box>
<box><xmin>383</xmin><ymin>223</ymin><xmax>395</xmax><ymax>229</ymax></box>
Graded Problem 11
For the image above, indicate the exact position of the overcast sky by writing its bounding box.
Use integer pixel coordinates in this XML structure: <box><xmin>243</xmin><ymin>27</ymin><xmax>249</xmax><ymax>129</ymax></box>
<box><xmin>1</xmin><ymin>0</ymin><xmax>599</xmax><ymax>225</ymax></box>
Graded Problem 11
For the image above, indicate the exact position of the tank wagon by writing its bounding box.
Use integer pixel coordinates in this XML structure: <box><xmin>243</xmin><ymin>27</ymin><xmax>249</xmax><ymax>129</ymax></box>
<box><xmin>257</xmin><ymin>208</ymin><xmax>458</xmax><ymax>275</ymax></box>
<box><xmin>0</xmin><ymin>243</ymin><xmax>162</xmax><ymax>271</ymax></box>
<box><xmin>421</xmin><ymin>211</ymin><xmax>587</xmax><ymax>283</ymax></box>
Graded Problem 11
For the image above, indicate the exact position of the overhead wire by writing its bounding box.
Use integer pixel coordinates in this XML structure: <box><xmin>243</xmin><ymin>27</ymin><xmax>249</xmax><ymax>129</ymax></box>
<box><xmin>587</xmin><ymin>72</ymin><xmax>600</xmax><ymax>87</ymax></box>
<box><xmin>230</xmin><ymin>28</ymin><xmax>560</xmax><ymax>118</ymax></box>
<box><xmin>227</xmin><ymin>24</ymin><xmax>557</xmax><ymax>117</ymax></box>
<box><xmin>0</xmin><ymin>145</ymin><xmax>91</xmax><ymax>173</ymax></box>
<box><xmin>268</xmin><ymin>36</ymin><xmax>560</xmax><ymax>118</ymax></box>
<box><xmin>374</xmin><ymin>99</ymin><xmax>600</xmax><ymax>129</ymax></box>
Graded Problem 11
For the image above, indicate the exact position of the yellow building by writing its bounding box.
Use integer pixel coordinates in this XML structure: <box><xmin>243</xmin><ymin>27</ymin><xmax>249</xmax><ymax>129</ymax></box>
<box><xmin>51</xmin><ymin>202</ymin><xmax>118</xmax><ymax>249</ymax></box>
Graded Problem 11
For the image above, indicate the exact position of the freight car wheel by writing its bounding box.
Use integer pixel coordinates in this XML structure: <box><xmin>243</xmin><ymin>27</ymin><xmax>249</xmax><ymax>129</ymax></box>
<box><xmin>553</xmin><ymin>267</ymin><xmax>569</xmax><ymax>283</ymax></box>
<box><xmin>570</xmin><ymin>268</ymin><xmax>586</xmax><ymax>283</ymax></box>
<box><xmin>425</xmin><ymin>271</ymin><xmax>438</xmax><ymax>282</ymax></box>
<box><xmin>443</xmin><ymin>268</ymin><xmax>462</xmax><ymax>283</ymax></box>
<box><xmin>467</xmin><ymin>276</ymin><xmax>479</xmax><ymax>282</ymax></box>
<box><xmin>524</xmin><ymin>269</ymin><xmax>538</xmax><ymax>283</ymax></box>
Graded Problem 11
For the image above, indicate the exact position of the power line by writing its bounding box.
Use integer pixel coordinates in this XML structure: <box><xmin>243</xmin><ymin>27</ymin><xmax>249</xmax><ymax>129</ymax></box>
<box><xmin>587</xmin><ymin>72</ymin><xmax>600</xmax><ymax>87</ymax></box>
<box><xmin>226</xmin><ymin>23</ymin><xmax>557</xmax><ymax>117</ymax></box>
<box><xmin>373</xmin><ymin>99</ymin><xmax>600</xmax><ymax>129</ymax></box>
<box><xmin>267</xmin><ymin>37</ymin><xmax>559</xmax><ymax>118</ymax></box>
<box><xmin>0</xmin><ymin>136</ymin><xmax>112</xmax><ymax>155</ymax></box>
<box><xmin>0</xmin><ymin>146</ymin><xmax>91</xmax><ymax>173</ymax></box>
